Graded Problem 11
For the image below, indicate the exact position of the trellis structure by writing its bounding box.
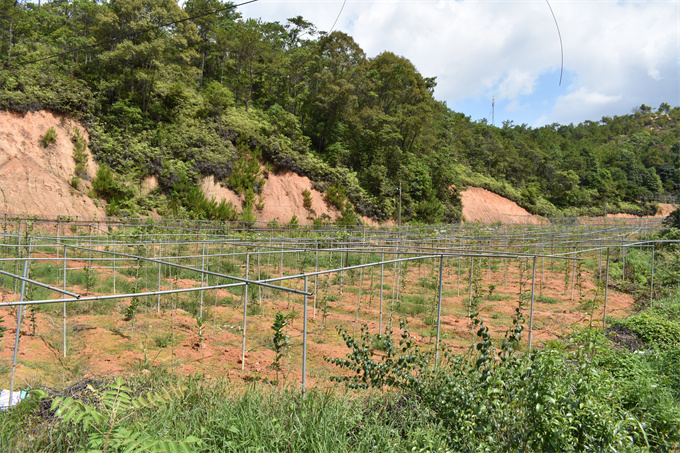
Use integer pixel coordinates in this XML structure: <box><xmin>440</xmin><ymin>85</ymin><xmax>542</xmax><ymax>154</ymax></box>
<box><xmin>0</xmin><ymin>214</ymin><xmax>673</xmax><ymax>403</ymax></box>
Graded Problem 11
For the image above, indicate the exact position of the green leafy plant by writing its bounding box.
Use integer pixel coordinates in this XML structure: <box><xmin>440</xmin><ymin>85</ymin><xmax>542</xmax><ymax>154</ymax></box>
<box><xmin>615</xmin><ymin>311</ymin><xmax>680</xmax><ymax>350</ymax></box>
<box><xmin>69</xmin><ymin>175</ymin><xmax>81</xmax><ymax>190</ymax></box>
<box><xmin>325</xmin><ymin>320</ymin><xmax>428</xmax><ymax>390</ymax></box>
<box><xmin>287</xmin><ymin>215</ymin><xmax>299</xmax><ymax>229</ymax></box>
<box><xmin>40</xmin><ymin>126</ymin><xmax>57</xmax><ymax>148</ymax></box>
<box><xmin>153</xmin><ymin>333</ymin><xmax>173</xmax><ymax>348</ymax></box>
<box><xmin>83</xmin><ymin>264</ymin><xmax>96</xmax><ymax>294</ymax></box>
<box><xmin>0</xmin><ymin>314</ymin><xmax>5</xmax><ymax>348</ymax></box>
<box><xmin>195</xmin><ymin>316</ymin><xmax>205</xmax><ymax>346</ymax></box>
<box><xmin>663</xmin><ymin>208</ymin><xmax>680</xmax><ymax>229</ymax></box>
<box><xmin>269</xmin><ymin>312</ymin><xmax>289</xmax><ymax>382</ymax></box>
<box><xmin>326</xmin><ymin>305</ymin><xmax>652</xmax><ymax>451</ymax></box>
<box><xmin>45</xmin><ymin>378</ymin><xmax>200</xmax><ymax>452</ymax></box>
<box><xmin>123</xmin><ymin>297</ymin><xmax>139</xmax><ymax>322</ymax></box>
<box><xmin>301</xmin><ymin>189</ymin><xmax>313</xmax><ymax>210</ymax></box>
<box><xmin>325</xmin><ymin>185</ymin><xmax>347</xmax><ymax>210</ymax></box>
<box><xmin>227</xmin><ymin>153</ymin><xmax>265</xmax><ymax>195</ymax></box>
<box><xmin>72</xmin><ymin>129</ymin><xmax>89</xmax><ymax>177</ymax></box>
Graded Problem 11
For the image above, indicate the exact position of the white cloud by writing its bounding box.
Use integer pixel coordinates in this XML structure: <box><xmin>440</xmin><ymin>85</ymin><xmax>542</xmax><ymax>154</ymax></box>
<box><xmin>497</xmin><ymin>70</ymin><xmax>537</xmax><ymax>100</ymax></box>
<box><xmin>560</xmin><ymin>88</ymin><xmax>623</xmax><ymax>106</ymax></box>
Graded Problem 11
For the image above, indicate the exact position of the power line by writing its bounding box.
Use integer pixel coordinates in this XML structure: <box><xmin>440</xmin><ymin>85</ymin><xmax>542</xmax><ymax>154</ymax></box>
<box><xmin>4</xmin><ymin>0</ymin><xmax>259</xmax><ymax>69</ymax></box>
<box><xmin>545</xmin><ymin>0</ymin><xmax>564</xmax><ymax>86</ymax></box>
<box><xmin>327</xmin><ymin>0</ymin><xmax>348</xmax><ymax>35</ymax></box>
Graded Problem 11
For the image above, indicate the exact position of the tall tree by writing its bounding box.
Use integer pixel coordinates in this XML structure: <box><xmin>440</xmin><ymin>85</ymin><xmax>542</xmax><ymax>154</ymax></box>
<box><xmin>184</xmin><ymin>0</ymin><xmax>239</xmax><ymax>86</ymax></box>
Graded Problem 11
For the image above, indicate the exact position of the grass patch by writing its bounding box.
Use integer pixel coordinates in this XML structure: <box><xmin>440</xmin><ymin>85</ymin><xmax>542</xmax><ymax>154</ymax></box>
<box><xmin>535</xmin><ymin>295</ymin><xmax>561</xmax><ymax>304</ymax></box>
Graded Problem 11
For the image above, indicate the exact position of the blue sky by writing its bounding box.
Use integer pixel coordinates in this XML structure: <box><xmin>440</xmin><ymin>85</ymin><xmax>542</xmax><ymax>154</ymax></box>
<box><xmin>238</xmin><ymin>0</ymin><xmax>680</xmax><ymax>128</ymax></box>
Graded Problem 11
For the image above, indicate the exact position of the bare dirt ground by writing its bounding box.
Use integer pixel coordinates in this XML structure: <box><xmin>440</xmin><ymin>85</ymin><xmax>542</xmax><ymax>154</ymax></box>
<box><xmin>200</xmin><ymin>170</ymin><xmax>343</xmax><ymax>225</ymax></box>
<box><xmin>0</xmin><ymin>110</ymin><xmax>102</xmax><ymax>218</ymax></box>
<box><xmin>461</xmin><ymin>187</ymin><xmax>546</xmax><ymax>224</ymax></box>
<box><xmin>0</xmin><ymin>253</ymin><xmax>636</xmax><ymax>389</ymax></box>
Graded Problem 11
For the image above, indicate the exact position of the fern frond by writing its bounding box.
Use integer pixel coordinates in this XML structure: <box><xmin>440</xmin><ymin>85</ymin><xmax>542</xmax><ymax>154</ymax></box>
<box><xmin>50</xmin><ymin>379</ymin><xmax>196</xmax><ymax>453</ymax></box>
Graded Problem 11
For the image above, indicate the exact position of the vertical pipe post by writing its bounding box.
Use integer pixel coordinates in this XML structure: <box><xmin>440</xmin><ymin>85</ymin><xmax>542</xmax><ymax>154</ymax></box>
<box><xmin>313</xmin><ymin>249</ymin><xmax>318</xmax><ymax>318</ymax></box>
<box><xmin>112</xmin><ymin>243</ymin><xmax>116</xmax><ymax>294</ymax></box>
<box><xmin>241</xmin><ymin>253</ymin><xmax>250</xmax><ymax>371</ymax></box>
<box><xmin>199</xmin><ymin>242</ymin><xmax>205</xmax><ymax>320</ymax></box>
<box><xmin>9</xmin><ymin>240</ymin><xmax>30</xmax><ymax>407</ymax></box>
<box><xmin>157</xmin><ymin>244</ymin><xmax>162</xmax><ymax>313</ymax></box>
<box><xmin>650</xmin><ymin>243</ymin><xmax>655</xmax><ymax>305</ymax></box>
<box><xmin>352</xmin><ymin>253</ymin><xmax>365</xmax><ymax>336</ymax></box>
<box><xmin>302</xmin><ymin>276</ymin><xmax>308</xmax><ymax>398</ymax></box>
<box><xmin>257</xmin><ymin>251</ymin><xmax>261</xmax><ymax>305</ymax></box>
<box><xmin>504</xmin><ymin>239</ymin><xmax>508</xmax><ymax>285</ymax></box>
<box><xmin>622</xmin><ymin>245</ymin><xmax>626</xmax><ymax>279</ymax></box>
<box><xmin>62</xmin><ymin>245</ymin><xmax>67</xmax><ymax>357</ymax></box>
<box><xmin>435</xmin><ymin>255</ymin><xmax>444</xmax><ymax>367</ymax></box>
<box><xmin>570</xmin><ymin>246</ymin><xmax>576</xmax><ymax>301</ymax></box>
<box><xmin>528</xmin><ymin>255</ymin><xmax>538</xmax><ymax>351</ymax></box>
<box><xmin>379</xmin><ymin>252</ymin><xmax>384</xmax><ymax>333</ymax></box>
<box><xmin>603</xmin><ymin>248</ymin><xmax>610</xmax><ymax>329</ymax></box>
<box><xmin>457</xmin><ymin>255</ymin><xmax>461</xmax><ymax>296</ymax></box>
<box><xmin>468</xmin><ymin>257</ymin><xmax>474</xmax><ymax>320</ymax></box>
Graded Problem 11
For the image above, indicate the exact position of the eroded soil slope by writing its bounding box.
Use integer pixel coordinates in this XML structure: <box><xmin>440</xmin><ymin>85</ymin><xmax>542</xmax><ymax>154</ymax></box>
<box><xmin>200</xmin><ymin>170</ymin><xmax>342</xmax><ymax>224</ymax></box>
<box><xmin>0</xmin><ymin>110</ymin><xmax>102</xmax><ymax>218</ymax></box>
<box><xmin>461</xmin><ymin>187</ymin><xmax>545</xmax><ymax>224</ymax></box>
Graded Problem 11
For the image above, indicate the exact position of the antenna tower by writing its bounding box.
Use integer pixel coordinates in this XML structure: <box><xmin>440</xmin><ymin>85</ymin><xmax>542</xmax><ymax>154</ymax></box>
<box><xmin>491</xmin><ymin>96</ymin><xmax>495</xmax><ymax>126</ymax></box>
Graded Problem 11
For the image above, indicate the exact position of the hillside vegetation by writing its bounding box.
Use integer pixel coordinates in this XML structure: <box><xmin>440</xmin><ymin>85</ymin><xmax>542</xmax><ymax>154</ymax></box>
<box><xmin>1</xmin><ymin>0</ymin><xmax>678</xmax><ymax>223</ymax></box>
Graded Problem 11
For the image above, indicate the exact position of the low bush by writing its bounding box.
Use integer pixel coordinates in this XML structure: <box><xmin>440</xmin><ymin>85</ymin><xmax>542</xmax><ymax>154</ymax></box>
<box><xmin>327</xmin><ymin>306</ymin><xmax>680</xmax><ymax>451</ymax></box>
<box><xmin>40</xmin><ymin>127</ymin><xmax>57</xmax><ymax>148</ymax></box>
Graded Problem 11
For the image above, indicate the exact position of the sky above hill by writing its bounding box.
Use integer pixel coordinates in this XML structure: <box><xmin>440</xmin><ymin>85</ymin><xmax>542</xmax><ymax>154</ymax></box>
<box><xmin>238</xmin><ymin>0</ymin><xmax>680</xmax><ymax>128</ymax></box>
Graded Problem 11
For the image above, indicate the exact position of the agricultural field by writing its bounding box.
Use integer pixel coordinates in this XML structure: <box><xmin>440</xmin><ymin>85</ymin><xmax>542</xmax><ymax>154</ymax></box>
<box><xmin>1</xmin><ymin>214</ymin><xmax>679</xmax><ymax>452</ymax></box>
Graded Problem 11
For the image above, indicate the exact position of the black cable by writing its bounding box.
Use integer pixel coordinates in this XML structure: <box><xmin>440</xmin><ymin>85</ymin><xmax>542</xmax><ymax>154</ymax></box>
<box><xmin>545</xmin><ymin>0</ymin><xmax>564</xmax><ymax>86</ymax></box>
<box><xmin>327</xmin><ymin>0</ymin><xmax>348</xmax><ymax>35</ymax></box>
<box><xmin>4</xmin><ymin>0</ymin><xmax>259</xmax><ymax>69</ymax></box>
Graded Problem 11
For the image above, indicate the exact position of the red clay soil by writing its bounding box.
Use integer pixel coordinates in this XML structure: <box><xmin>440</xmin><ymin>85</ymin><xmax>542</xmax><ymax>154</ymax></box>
<box><xmin>461</xmin><ymin>187</ymin><xmax>545</xmax><ymax>224</ymax></box>
<box><xmin>199</xmin><ymin>168</ymin><xmax>387</xmax><ymax>226</ymax></box>
<box><xmin>201</xmin><ymin>169</ymin><xmax>342</xmax><ymax>225</ymax></box>
<box><xmin>0</xmin><ymin>254</ymin><xmax>637</xmax><ymax>389</ymax></box>
<box><xmin>0</xmin><ymin>110</ymin><xmax>103</xmax><ymax>218</ymax></box>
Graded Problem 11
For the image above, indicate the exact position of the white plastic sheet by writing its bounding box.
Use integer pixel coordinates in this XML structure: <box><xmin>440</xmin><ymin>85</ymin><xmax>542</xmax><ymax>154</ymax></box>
<box><xmin>0</xmin><ymin>390</ymin><xmax>27</xmax><ymax>410</ymax></box>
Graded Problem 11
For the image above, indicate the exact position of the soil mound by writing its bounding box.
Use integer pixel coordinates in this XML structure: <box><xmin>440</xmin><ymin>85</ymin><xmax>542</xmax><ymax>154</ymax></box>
<box><xmin>259</xmin><ymin>169</ymin><xmax>340</xmax><ymax>223</ymax></box>
<box><xmin>608</xmin><ymin>203</ymin><xmax>676</xmax><ymax>219</ymax></box>
<box><xmin>461</xmin><ymin>187</ymin><xmax>544</xmax><ymax>224</ymax></box>
<box><xmin>0</xmin><ymin>110</ymin><xmax>102</xmax><ymax>218</ymax></box>
<box><xmin>200</xmin><ymin>170</ymin><xmax>342</xmax><ymax>224</ymax></box>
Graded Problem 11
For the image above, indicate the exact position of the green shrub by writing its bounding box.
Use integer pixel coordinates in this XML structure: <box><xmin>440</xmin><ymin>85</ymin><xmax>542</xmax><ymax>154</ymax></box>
<box><xmin>615</xmin><ymin>311</ymin><xmax>680</xmax><ymax>350</ymax></box>
<box><xmin>663</xmin><ymin>208</ymin><xmax>680</xmax><ymax>229</ymax></box>
<box><xmin>71</xmin><ymin>130</ymin><xmax>89</xmax><ymax>178</ymax></box>
<box><xmin>302</xmin><ymin>189</ymin><xmax>313</xmax><ymax>210</ymax></box>
<box><xmin>46</xmin><ymin>378</ymin><xmax>200</xmax><ymax>452</ymax></box>
<box><xmin>325</xmin><ymin>185</ymin><xmax>347</xmax><ymax>210</ymax></box>
<box><xmin>92</xmin><ymin>164</ymin><xmax>135</xmax><ymax>202</ymax></box>
<box><xmin>227</xmin><ymin>153</ymin><xmax>264</xmax><ymax>195</ymax></box>
<box><xmin>326</xmin><ymin>308</ymin><xmax>678</xmax><ymax>451</ymax></box>
<box><xmin>40</xmin><ymin>127</ymin><xmax>57</xmax><ymax>148</ymax></box>
<box><xmin>269</xmin><ymin>312</ymin><xmax>289</xmax><ymax>381</ymax></box>
<box><xmin>69</xmin><ymin>175</ymin><xmax>80</xmax><ymax>190</ymax></box>
<box><xmin>287</xmin><ymin>215</ymin><xmax>299</xmax><ymax>229</ymax></box>
<box><xmin>336</xmin><ymin>204</ymin><xmax>361</xmax><ymax>227</ymax></box>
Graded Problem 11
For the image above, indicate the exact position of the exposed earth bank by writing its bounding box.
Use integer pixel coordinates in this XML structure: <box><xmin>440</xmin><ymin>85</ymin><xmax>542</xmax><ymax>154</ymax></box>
<box><xmin>0</xmin><ymin>110</ymin><xmax>102</xmax><ymax>218</ymax></box>
<box><xmin>0</xmin><ymin>110</ymin><xmax>674</xmax><ymax>224</ymax></box>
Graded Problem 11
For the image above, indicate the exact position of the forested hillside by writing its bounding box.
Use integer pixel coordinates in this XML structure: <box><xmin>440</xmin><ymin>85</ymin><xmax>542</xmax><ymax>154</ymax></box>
<box><xmin>1</xmin><ymin>0</ymin><xmax>678</xmax><ymax>223</ymax></box>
